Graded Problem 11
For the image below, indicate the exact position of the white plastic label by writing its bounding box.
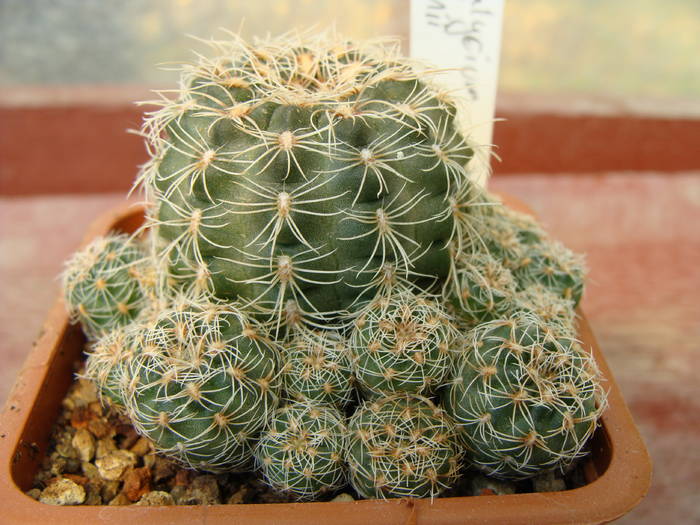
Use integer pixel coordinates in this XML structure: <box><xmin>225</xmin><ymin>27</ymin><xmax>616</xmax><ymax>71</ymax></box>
<box><xmin>410</xmin><ymin>0</ymin><xmax>505</xmax><ymax>186</ymax></box>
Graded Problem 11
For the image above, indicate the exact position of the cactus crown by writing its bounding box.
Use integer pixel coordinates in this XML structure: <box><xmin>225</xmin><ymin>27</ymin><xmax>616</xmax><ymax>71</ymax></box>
<box><xmin>136</xmin><ymin>31</ymin><xmax>480</xmax><ymax>324</ymax></box>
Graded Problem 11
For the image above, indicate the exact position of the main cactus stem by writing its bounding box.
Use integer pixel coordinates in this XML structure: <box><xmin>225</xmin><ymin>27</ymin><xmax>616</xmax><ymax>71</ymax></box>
<box><xmin>66</xmin><ymin>32</ymin><xmax>607</xmax><ymax>501</ymax></box>
<box><xmin>141</xmin><ymin>34</ymin><xmax>473</xmax><ymax>322</ymax></box>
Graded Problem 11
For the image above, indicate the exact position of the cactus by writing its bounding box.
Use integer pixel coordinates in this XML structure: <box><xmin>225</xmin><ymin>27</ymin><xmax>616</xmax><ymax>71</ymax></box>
<box><xmin>346</xmin><ymin>393</ymin><xmax>462</xmax><ymax>499</ymax></box>
<box><xmin>443</xmin><ymin>312</ymin><xmax>607</xmax><ymax>480</ymax></box>
<box><xmin>62</xmin><ymin>234</ymin><xmax>148</xmax><ymax>339</ymax></box>
<box><xmin>83</xmin><ymin>325</ymin><xmax>144</xmax><ymax>408</ymax></box>
<box><xmin>513</xmin><ymin>284</ymin><xmax>577</xmax><ymax>337</ymax></box>
<box><xmin>255</xmin><ymin>401</ymin><xmax>347</xmax><ymax>500</ymax></box>
<box><xmin>446</xmin><ymin>252</ymin><xmax>517</xmax><ymax>324</ymax></box>
<box><xmin>59</xmin><ymin>31</ymin><xmax>606</xmax><ymax>498</ymax></box>
<box><xmin>475</xmin><ymin>200</ymin><xmax>546</xmax><ymax>270</ymax></box>
<box><xmin>118</xmin><ymin>300</ymin><xmax>282</xmax><ymax>472</ymax></box>
<box><xmin>514</xmin><ymin>240</ymin><xmax>586</xmax><ymax>306</ymax></box>
<box><xmin>281</xmin><ymin>327</ymin><xmax>355</xmax><ymax>409</ymax></box>
<box><xmin>349</xmin><ymin>291</ymin><xmax>454</xmax><ymax>397</ymax></box>
<box><xmin>137</xmin><ymin>32</ymin><xmax>483</xmax><ymax>323</ymax></box>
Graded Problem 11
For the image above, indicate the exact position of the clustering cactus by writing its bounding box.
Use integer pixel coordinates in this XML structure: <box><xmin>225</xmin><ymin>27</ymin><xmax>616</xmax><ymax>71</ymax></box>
<box><xmin>63</xmin><ymin>234</ymin><xmax>149</xmax><ymax>339</ymax></box>
<box><xmin>255</xmin><ymin>401</ymin><xmax>347</xmax><ymax>500</ymax></box>
<box><xmin>443</xmin><ymin>313</ymin><xmax>607</xmax><ymax>479</ymax></box>
<box><xmin>62</xmin><ymin>31</ymin><xmax>607</xmax><ymax>502</ymax></box>
<box><xmin>349</xmin><ymin>292</ymin><xmax>454</xmax><ymax>397</ymax></box>
<box><xmin>346</xmin><ymin>394</ymin><xmax>462</xmax><ymax>499</ymax></box>
<box><xmin>281</xmin><ymin>327</ymin><xmax>355</xmax><ymax>408</ymax></box>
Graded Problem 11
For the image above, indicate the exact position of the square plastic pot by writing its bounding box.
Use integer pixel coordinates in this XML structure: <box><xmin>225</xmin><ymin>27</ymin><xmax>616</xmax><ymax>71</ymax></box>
<box><xmin>0</xmin><ymin>196</ymin><xmax>651</xmax><ymax>524</ymax></box>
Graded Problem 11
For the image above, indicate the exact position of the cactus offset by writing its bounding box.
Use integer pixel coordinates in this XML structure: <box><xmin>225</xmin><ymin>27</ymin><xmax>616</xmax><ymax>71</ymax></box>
<box><xmin>255</xmin><ymin>401</ymin><xmax>347</xmax><ymax>500</ymax></box>
<box><xmin>62</xmin><ymin>234</ymin><xmax>148</xmax><ymax>339</ymax></box>
<box><xmin>120</xmin><ymin>300</ymin><xmax>282</xmax><ymax>472</ymax></box>
<box><xmin>281</xmin><ymin>327</ymin><xmax>355</xmax><ymax>408</ymax></box>
<box><xmin>443</xmin><ymin>312</ymin><xmax>606</xmax><ymax>479</ymax></box>
<box><xmin>349</xmin><ymin>291</ymin><xmax>454</xmax><ymax>397</ymax></box>
<box><xmin>346</xmin><ymin>393</ymin><xmax>462</xmax><ymax>499</ymax></box>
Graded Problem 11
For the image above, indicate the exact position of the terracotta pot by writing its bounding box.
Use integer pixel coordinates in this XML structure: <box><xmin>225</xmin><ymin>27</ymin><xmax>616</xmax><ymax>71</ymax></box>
<box><xmin>0</xmin><ymin>197</ymin><xmax>651</xmax><ymax>524</ymax></box>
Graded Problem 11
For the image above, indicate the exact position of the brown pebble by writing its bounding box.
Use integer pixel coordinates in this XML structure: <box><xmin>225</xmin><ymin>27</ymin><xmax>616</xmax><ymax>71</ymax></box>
<box><xmin>82</xmin><ymin>461</ymin><xmax>101</xmax><ymax>480</ymax></box>
<box><xmin>116</xmin><ymin>424</ymin><xmax>139</xmax><ymax>449</ymax></box>
<box><xmin>40</xmin><ymin>478</ymin><xmax>86</xmax><ymax>505</ymax></box>
<box><xmin>84</xmin><ymin>482</ymin><xmax>103</xmax><ymax>505</ymax></box>
<box><xmin>173</xmin><ymin>469</ymin><xmax>193</xmax><ymax>487</ymax></box>
<box><xmin>88</xmin><ymin>401</ymin><xmax>103</xmax><ymax>416</ymax></box>
<box><xmin>87</xmin><ymin>418</ymin><xmax>112</xmax><ymax>439</ymax></box>
<box><xmin>61</xmin><ymin>473</ymin><xmax>89</xmax><ymax>487</ymax></box>
<box><xmin>123</xmin><ymin>467</ymin><xmax>153</xmax><ymax>502</ymax></box>
<box><xmin>72</xmin><ymin>379</ymin><xmax>99</xmax><ymax>405</ymax></box>
<box><xmin>70</xmin><ymin>406</ymin><xmax>95</xmax><ymax>429</ymax></box>
<box><xmin>134</xmin><ymin>491</ymin><xmax>175</xmax><ymax>506</ymax></box>
<box><xmin>101</xmin><ymin>480</ymin><xmax>121</xmax><ymax>503</ymax></box>
<box><xmin>129</xmin><ymin>436</ymin><xmax>152</xmax><ymax>457</ymax></box>
<box><xmin>152</xmin><ymin>456</ymin><xmax>177</xmax><ymax>483</ymax></box>
<box><xmin>95</xmin><ymin>450</ymin><xmax>137</xmax><ymax>481</ymax></box>
<box><xmin>25</xmin><ymin>488</ymin><xmax>42</xmax><ymax>501</ymax></box>
<box><xmin>177</xmin><ymin>474</ymin><xmax>220</xmax><ymax>505</ymax></box>
<box><xmin>95</xmin><ymin>436</ymin><xmax>117</xmax><ymax>459</ymax></box>
<box><xmin>72</xmin><ymin>428</ymin><xmax>95</xmax><ymax>462</ymax></box>
<box><xmin>227</xmin><ymin>486</ymin><xmax>247</xmax><ymax>504</ymax></box>
<box><xmin>108</xmin><ymin>492</ymin><xmax>132</xmax><ymax>506</ymax></box>
<box><xmin>331</xmin><ymin>493</ymin><xmax>355</xmax><ymax>502</ymax></box>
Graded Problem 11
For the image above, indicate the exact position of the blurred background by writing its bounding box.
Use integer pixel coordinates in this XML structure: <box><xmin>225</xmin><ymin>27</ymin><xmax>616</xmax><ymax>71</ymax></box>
<box><xmin>1</xmin><ymin>1</ymin><xmax>699</xmax><ymax>523</ymax></box>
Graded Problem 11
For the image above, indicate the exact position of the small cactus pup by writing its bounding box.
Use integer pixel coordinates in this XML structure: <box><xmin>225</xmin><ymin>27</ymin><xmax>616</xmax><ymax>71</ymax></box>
<box><xmin>62</xmin><ymin>233</ymin><xmax>148</xmax><ymax>339</ymax></box>
<box><xmin>83</xmin><ymin>324</ymin><xmax>144</xmax><ymax>408</ymax></box>
<box><xmin>281</xmin><ymin>326</ymin><xmax>355</xmax><ymax>409</ymax></box>
<box><xmin>349</xmin><ymin>291</ymin><xmax>454</xmax><ymax>397</ymax></box>
<box><xmin>121</xmin><ymin>299</ymin><xmax>282</xmax><ymax>472</ymax></box>
<box><xmin>514</xmin><ymin>240</ymin><xmax>587</xmax><ymax>306</ymax></box>
<box><xmin>346</xmin><ymin>393</ymin><xmax>462</xmax><ymax>499</ymax></box>
<box><xmin>445</xmin><ymin>252</ymin><xmax>517</xmax><ymax>324</ymax></box>
<box><xmin>255</xmin><ymin>401</ymin><xmax>347</xmax><ymax>500</ymax></box>
<box><xmin>474</xmin><ymin>198</ymin><xmax>546</xmax><ymax>270</ymax></box>
<box><xmin>137</xmin><ymin>32</ymin><xmax>483</xmax><ymax>323</ymax></box>
<box><xmin>513</xmin><ymin>284</ymin><xmax>577</xmax><ymax>337</ymax></box>
<box><xmin>443</xmin><ymin>313</ymin><xmax>607</xmax><ymax>480</ymax></box>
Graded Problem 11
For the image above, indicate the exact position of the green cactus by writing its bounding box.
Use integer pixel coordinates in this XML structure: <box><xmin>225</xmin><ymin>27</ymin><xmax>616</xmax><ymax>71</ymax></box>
<box><xmin>446</xmin><ymin>252</ymin><xmax>517</xmax><ymax>324</ymax></box>
<box><xmin>62</xmin><ymin>234</ymin><xmax>148</xmax><ymax>339</ymax></box>
<box><xmin>513</xmin><ymin>284</ymin><xmax>577</xmax><ymax>337</ymax></box>
<box><xmin>443</xmin><ymin>312</ymin><xmax>606</xmax><ymax>480</ymax></box>
<box><xmin>349</xmin><ymin>291</ymin><xmax>454</xmax><ymax>397</ymax></box>
<box><xmin>281</xmin><ymin>327</ymin><xmax>355</xmax><ymax>409</ymax></box>
<box><xmin>514</xmin><ymin>240</ymin><xmax>586</xmax><ymax>306</ymax></box>
<box><xmin>120</xmin><ymin>300</ymin><xmax>282</xmax><ymax>472</ymax></box>
<box><xmin>83</xmin><ymin>324</ymin><xmax>144</xmax><ymax>408</ymax></box>
<box><xmin>475</xmin><ymin>200</ymin><xmax>546</xmax><ymax>270</ymax></box>
<box><xmin>255</xmin><ymin>401</ymin><xmax>347</xmax><ymax>500</ymax></box>
<box><xmin>137</xmin><ymin>33</ymin><xmax>483</xmax><ymax>323</ymax></box>
<box><xmin>346</xmin><ymin>393</ymin><xmax>462</xmax><ymax>499</ymax></box>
